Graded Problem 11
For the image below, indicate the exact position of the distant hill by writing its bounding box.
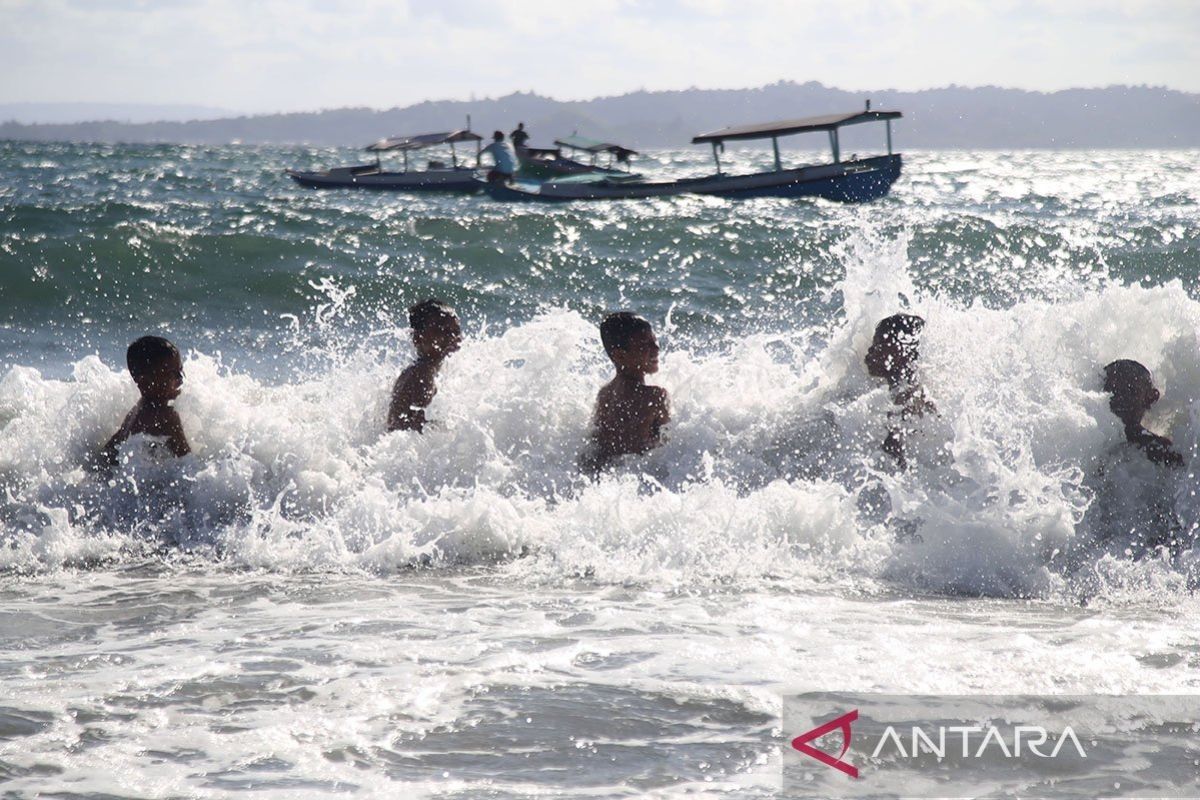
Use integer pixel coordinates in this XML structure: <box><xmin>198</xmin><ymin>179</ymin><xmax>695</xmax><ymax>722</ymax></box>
<box><xmin>0</xmin><ymin>102</ymin><xmax>240</xmax><ymax>125</ymax></box>
<box><xmin>2</xmin><ymin>82</ymin><xmax>1197</xmax><ymax>149</ymax></box>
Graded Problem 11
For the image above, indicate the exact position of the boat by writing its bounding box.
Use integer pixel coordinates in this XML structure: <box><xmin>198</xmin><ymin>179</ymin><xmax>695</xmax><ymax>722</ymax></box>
<box><xmin>484</xmin><ymin>104</ymin><xmax>901</xmax><ymax>202</ymax></box>
<box><xmin>286</xmin><ymin>130</ymin><xmax>483</xmax><ymax>191</ymax></box>
<box><xmin>516</xmin><ymin>135</ymin><xmax>640</xmax><ymax>180</ymax></box>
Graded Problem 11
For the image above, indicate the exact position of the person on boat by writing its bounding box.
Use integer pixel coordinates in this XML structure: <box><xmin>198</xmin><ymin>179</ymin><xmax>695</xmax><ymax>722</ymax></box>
<box><xmin>865</xmin><ymin>313</ymin><xmax>935</xmax><ymax>470</ymax></box>
<box><xmin>580</xmin><ymin>312</ymin><xmax>671</xmax><ymax>474</ymax></box>
<box><xmin>100</xmin><ymin>335</ymin><xmax>191</xmax><ymax>466</ymax></box>
<box><xmin>481</xmin><ymin>131</ymin><xmax>517</xmax><ymax>184</ymax></box>
<box><xmin>510</xmin><ymin>122</ymin><xmax>530</xmax><ymax>153</ymax></box>
<box><xmin>1101</xmin><ymin>359</ymin><xmax>1183</xmax><ymax>467</ymax></box>
<box><xmin>388</xmin><ymin>300</ymin><xmax>463</xmax><ymax>433</ymax></box>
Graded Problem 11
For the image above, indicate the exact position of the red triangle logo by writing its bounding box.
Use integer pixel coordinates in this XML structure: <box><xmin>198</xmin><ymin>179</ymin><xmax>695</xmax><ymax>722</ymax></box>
<box><xmin>791</xmin><ymin>709</ymin><xmax>859</xmax><ymax>778</ymax></box>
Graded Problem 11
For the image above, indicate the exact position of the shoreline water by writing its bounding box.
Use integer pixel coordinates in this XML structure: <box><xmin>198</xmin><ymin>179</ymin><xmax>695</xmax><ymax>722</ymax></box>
<box><xmin>2</xmin><ymin>144</ymin><xmax>1199</xmax><ymax>796</ymax></box>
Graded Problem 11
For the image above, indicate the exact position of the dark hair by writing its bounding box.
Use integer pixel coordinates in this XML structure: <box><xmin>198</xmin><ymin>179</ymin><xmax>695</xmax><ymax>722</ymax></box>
<box><xmin>126</xmin><ymin>336</ymin><xmax>179</xmax><ymax>378</ymax></box>
<box><xmin>600</xmin><ymin>312</ymin><xmax>653</xmax><ymax>355</ymax></box>
<box><xmin>517</xmin><ymin>122</ymin><xmax>525</xmax><ymax>128</ymax></box>
<box><xmin>873</xmin><ymin>313</ymin><xmax>925</xmax><ymax>344</ymax></box>
<box><xmin>1103</xmin><ymin>359</ymin><xmax>1152</xmax><ymax>393</ymax></box>
<box><xmin>408</xmin><ymin>299</ymin><xmax>458</xmax><ymax>332</ymax></box>
<box><xmin>492</xmin><ymin>131</ymin><xmax>504</xmax><ymax>141</ymax></box>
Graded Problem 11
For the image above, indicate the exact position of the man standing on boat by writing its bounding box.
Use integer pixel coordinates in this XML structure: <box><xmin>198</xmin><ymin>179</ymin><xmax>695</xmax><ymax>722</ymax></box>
<box><xmin>481</xmin><ymin>131</ymin><xmax>518</xmax><ymax>183</ymax></box>
<box><xmin>510</xmin><ymin>122</ymin><xmax>530</xmax><ymax>153</ymax></box>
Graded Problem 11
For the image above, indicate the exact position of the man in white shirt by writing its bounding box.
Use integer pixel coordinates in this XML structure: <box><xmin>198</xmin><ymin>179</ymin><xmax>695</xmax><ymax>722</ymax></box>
<box><xmin>481</xmin><ymin>131</ymin><xmax>517</xmax><ymax>183</ymax></box>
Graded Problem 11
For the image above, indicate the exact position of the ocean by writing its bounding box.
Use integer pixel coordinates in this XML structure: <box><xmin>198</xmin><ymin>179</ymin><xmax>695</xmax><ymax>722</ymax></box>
<box><xmin>1</xmin><ymin>142</ymin><xmax>1199</xmax><ymax>797</ymax></box>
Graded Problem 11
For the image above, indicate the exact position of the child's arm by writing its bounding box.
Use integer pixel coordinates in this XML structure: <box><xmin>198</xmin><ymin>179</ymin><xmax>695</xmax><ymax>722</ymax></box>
<box><xmin>579</xmin><ymin>389</ymin><xmax>612</xmax><ymax>474</ymax></box>
<box><xmin>161</xmin><ymin>407</ymin><xmax>191</xmax><ymax>457</ymax></box>
<box><xmin>1139</xmin><ymin>432</ymin><xmax>1184</xmax><ymax>468</ymax></box>
<box><xmin>99</xmin><ymin>406</ymin><xmax>137</xmax><ymax>467</ymax></box>
<box><xmin>651</xmin><ymin>386</ymin><xmax>671</xmax><ymax>438</ymax></box>
<box><xmin>99</xmin><ymin>431</ymin><xmax>123</xmax><ymax>468</ymax></box>
<box><xmin>655</xmin><ymin>387</ymin><xmax>671</xmax><ymax>425</ymax></box>
<box><xmin>882</xmin><ymin>427</ymin><xmax>907</xmax><ymax>470</ymax></box>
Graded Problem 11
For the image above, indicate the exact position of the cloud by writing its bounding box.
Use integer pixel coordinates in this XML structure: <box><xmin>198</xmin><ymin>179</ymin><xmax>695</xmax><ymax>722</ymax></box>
<box><xmin>0</xmin><ymin>0</ymin><xmax>1196</xmax><ymax>111</ymax></box>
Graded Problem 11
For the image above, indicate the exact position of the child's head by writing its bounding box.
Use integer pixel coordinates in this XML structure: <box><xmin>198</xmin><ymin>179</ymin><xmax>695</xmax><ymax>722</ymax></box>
<box><xmin>600</xmin><ymin>312</ymin><xmax>659</xmax><ymax>376</ymax></box>
<box><xmin>409</xmin><ymin>300</ymin><xmax>462</xmax><ymax>360</ymax></box>
<box><xmin>1103</xmin><ymin>359</ymin><xmax>1159</xmax><ymax>427</ymax></box>
<box><xmin>865</xmin><ymin>313</ymin><xmax>924</xmax><ymax>384</ymax></box>
<box><xmin>127</xmin><ymin>336</ymin><xmax>183</xmax><ymax>402</ymax></box>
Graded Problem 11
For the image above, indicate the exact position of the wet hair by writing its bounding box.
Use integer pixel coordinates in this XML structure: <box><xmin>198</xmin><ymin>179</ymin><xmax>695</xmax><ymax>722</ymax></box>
<box><xmin>600</xmin><ymin>312</ymin><xmax>653</xmax><ymax>356</ymax></box>
<box><xmin>126</xmin><ymin>336</ymin><xmax>180</xmax><ymax>379</ymax></box>
<box><xmin>873</xmin><ymin>313</ymin><xmax>925</xmax><ymax>346</ymax></box>
<box><xmin>408</xmin><ymin>299</ymin><xmax>458</xmax><ymax>333</ymax></box>
<box><xmin>1103</xmin><ymin>359</ymin><xmax>1153</xmax><ymax>394</ymax></box>
<box><xmin>493</xmin><ymin>130</ymin><xmax>504</xmax><ymax>141</ymax></box>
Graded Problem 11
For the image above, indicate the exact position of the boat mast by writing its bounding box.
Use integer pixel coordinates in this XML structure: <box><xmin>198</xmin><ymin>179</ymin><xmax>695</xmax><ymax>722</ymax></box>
<box><xmin>886</xmin><ymin>119</ymin><xmax>893</xmax><ymax>155</ymax></box>
<box><xmin>772</xmin><ymin>136</ymin><xmax>782</xmax><ymax>171</ymax></box>
<box><xmin>828</xmin><ymin>129</ymin><xmax>841</xmax><ymax>164</ymax></box>
<box><xmin>711</xmin><ymin>141</ymin><xmax>722</xmax><ymax>174</ymax></box>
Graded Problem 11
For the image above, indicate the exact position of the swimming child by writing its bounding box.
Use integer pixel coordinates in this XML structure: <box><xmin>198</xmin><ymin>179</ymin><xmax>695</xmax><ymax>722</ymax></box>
<box><xmin>101</xmin><ymin>335</ymin><xmax>190</xmax><ymax>465</ymax></box>
<box><xmin>387</xmin><ymin>300</ymin><xmax>463</xmax><ymax>433</ymax></box>
<box><xmin>865</xmin><ymin>313</ymin><xmax>935</xmax><ymax>470</ymax></box>
<box><xmin>581</xmin><ymin>312</ymin><xmax>670</xmax><ymax>473</ymax></box>
<box><xmin>1102</xmin><ymin>359</ymin><xmax>1183</xmax><ymax>467</ymax></box>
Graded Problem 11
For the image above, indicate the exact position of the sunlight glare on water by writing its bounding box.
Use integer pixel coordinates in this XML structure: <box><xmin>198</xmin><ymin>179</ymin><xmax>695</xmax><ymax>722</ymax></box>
<box><xmin>1</xmin><ymin>143</ymin><xmax>1199</xmax><ymax>797</ymax></box>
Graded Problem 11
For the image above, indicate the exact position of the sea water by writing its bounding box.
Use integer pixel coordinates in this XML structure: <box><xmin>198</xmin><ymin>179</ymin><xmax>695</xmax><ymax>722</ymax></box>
<box><xmin>1</xmin><ymin>142</ymin><xmax>1199</xmax><ymax>797</ymax></box>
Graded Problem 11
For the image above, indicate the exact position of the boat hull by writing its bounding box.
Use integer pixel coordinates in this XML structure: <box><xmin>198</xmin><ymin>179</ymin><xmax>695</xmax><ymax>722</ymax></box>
<box><xmin>485</xmin><ymin>154</ymin><xmax>902</xmax><ymax>203</ymax></box>
<box><xmin>517</xmin><ymin>154</ymin><xmax>629</xmax><ymax>181</ymax></box>
<box><xmin>286</xmin><ymin>165</ymin><xmax>481</xmax><ymax>192</ymax></box>
<box><xmin>699</xmin><ymin>154</ymin><xmax>901</xmax><ymax>201</ymax></box>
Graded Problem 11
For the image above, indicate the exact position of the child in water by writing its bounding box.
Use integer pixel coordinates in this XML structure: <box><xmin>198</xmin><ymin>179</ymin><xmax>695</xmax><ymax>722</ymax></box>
<box><xmin>1102</xmin><ymin>359</ymin><xmax>1183</xmax><ymax>467</ymax></box>
<box><xmin>387</xmin><ymin>300</ymin><xmax>463</xmax><ymax>432</ymax></box>
<box><xmin>865</xmin><ymin>313</ymin><xmax>935</xmax><ymax>470</ymax></box>
<box><xmin>581</xmin><ymin>312</ymin><xmax>670</xmax><ymax>473</ymax></box>
<box><xmin>102</xmin><ymin>336</ymin><xmax>190</xmax><ymax>464</ymax></box>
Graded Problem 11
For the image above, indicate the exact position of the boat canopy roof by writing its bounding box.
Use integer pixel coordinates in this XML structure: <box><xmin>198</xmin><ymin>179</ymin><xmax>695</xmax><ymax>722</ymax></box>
<box><xmin>366</xmin><ymin>129</ymin><xmax>482</xmax><ymax>152</ymax></box>
<box><xmin>553</xmin><ymin>134</ymin><xmax>638</xmax><ymax>158</ymax></box>
<box><xmin>692</xmin><ymin>110</ymin><xmax>901</xmax><ymax>144</ymax></box>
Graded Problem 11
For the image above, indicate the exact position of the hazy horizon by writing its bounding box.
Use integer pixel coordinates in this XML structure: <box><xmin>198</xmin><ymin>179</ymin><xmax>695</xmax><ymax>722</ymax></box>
<box><xmin>2</xmin><ymin>0</ymin><xmax>1197</xmax><ymax>116</ymax></box>
<box><xmin>6</xmin><ymin>79</ymin><xmax>1196</xmax><ymax>126</ymax></box>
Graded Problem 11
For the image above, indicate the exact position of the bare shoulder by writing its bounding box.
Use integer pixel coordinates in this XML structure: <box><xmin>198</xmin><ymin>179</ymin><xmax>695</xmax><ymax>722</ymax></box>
<box><xmin>595</xmin><ymin>379</ymin><xmax>619</xmax><ymax>403</ymax></box>
<box><xmin>395</xmin><ymin>361</ymin><xmax>436</xmax><ymax>394</ymax></box>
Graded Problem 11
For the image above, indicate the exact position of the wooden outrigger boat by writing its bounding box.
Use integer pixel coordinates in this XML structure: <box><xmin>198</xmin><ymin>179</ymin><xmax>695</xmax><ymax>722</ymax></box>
<box><xmin>286</xmin><ymin>129</ymin><xmax>483</xmax><ymax>191</ymax></box>
<box><xmin>484</xmin><ymin>105</ymin><xmax>902</xmax><ymax>202</ymax></box>
<box><xmin>517</xmin><ymin>135</ymin><xmax>640</xmax><ymax>180</ymax></box>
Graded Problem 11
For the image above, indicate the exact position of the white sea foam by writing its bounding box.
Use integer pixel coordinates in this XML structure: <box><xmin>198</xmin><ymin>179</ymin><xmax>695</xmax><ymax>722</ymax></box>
<box><xmin>2</xmin><ymin>231</ymin><xmax>1197</xmax><ymax>600</ymax></box>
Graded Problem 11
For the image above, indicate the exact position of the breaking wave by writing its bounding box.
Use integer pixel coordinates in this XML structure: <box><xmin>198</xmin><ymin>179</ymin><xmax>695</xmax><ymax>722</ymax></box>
<box><xmin>3</xmin><ymin>229</ymin><xmax>1198</xmax><ymax>600</ymax></box>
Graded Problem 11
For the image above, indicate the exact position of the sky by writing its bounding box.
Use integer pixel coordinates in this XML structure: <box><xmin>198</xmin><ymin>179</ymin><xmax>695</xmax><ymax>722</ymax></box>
<box><xmin>1</xmin><ymin>0</ymin><xmax>1198</xmax><ymax>114</ymax></box>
